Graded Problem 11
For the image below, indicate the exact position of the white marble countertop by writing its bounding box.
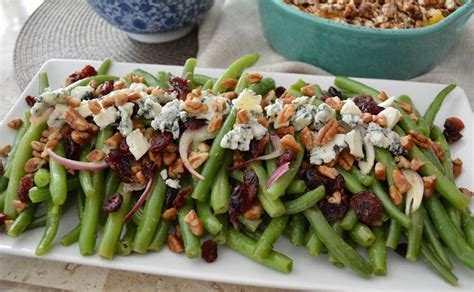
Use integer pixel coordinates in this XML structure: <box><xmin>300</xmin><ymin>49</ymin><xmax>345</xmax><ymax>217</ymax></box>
<box><xmin>0</xmin><ymin>1</ymin><xmax>472</xmax><ymax>291</ymax></box>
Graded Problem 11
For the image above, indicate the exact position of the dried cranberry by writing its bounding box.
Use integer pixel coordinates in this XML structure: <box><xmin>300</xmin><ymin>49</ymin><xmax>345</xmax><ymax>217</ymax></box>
<box><xmin>183</xmin><ymin>118</ymin><xmax>207</xmax><ymax>130</ymax></box>
<box><xmin>63</xmin><ymin>136</ymin><xmax>81</xmax><ymax>160</ymax></box>
<box><xmin>443</xmin><ymin>117</ymin><xmax>464</xmax><ymax>143</ymax></box>
<box><xmin>173</xmin><ymin>186</ymin><xmax>192</xmax><ymax>209</ymax></box>
<box><xmin>229</xmin><ymin>184</ymin><xmax>245</xmax><ymax>228</ymax></box>
<box><xmin>141</xmin><ymin>156</ymin><xmax>156</xmax><ymax>180</ymax></box>
<box><xmin>228</xmin><ymin>170</ymin><xmax>259</xmax><ymax>228</ymax></box>
<box><xmin>395</xmin><ymin>243</ymin><xmax>408</xmax><ymax>257</ymax></box>
<box><xmin>277</xmin><ymin>150</ymin><xmax>296</xmax><ymax>166</ymax></box>
<box><xmin>100</xmin><ymin>80</ymin><xmax>115</xmax><ymax>96</ymax></box>
<box><xmin>164</xmin><ymin>188</ymin><xmax>178</xmax><ymax>210</ymax></box>
<box><xmin>275</xmin><ymin>86</ymin><xmax>286</xmax><ymax>98</ymax></box>
<box><xmin>169</xmin><ymin>76</ymin><xmax>190</xmax><ymax>96</ymax></box>
<box><xmin>320</xmin><ymin>200</ymin><xmax>347</xmax><ymax>222</ymax></box>
<box><xmin>350</xmin><ymin>191</ymin><xmax>383</xmax><ymax>226</ymax></box>
<box><xmin>327</xmin><ymin>86</ymin><xmax>343</xmax><ymax>99</ymax></box>
<box><xmin>244</xmin><ymin>139</ymin><xmax>267</xmax><ymax>160</ymax></box>
<box><xmin>201</xmin><ymin>240</ymin><xmax>218</xmax><ymax>263</ymax></box>
<box><xmin>66</xmin><ymin>65</ymin><xmax>98</xmax><ymax>85</ymax></box>
<box><xmin>17</xmin><ymin>175</ymin><xmax>34</xmax><ymax>203</ymax></box>
<box><xmin>353</xmin><ymin>95</ymin><xmax>382</xmax><ymax>115</ymax></box>
<box><xmin>25</xmin><ymin>95</ymin><xmax>36</xmax><ymax>107</ymax></box>
<box><xmin>0</xmin><ymin>213</ymin><xmax>6</xmax><ymax>225</ymax></box>
<box><xmin>106</xmin><ymin>149</ymin><xmax>136</xmax><ymax>183</ymax></box>
<box><xmin>103</xmin><ymin>193</ymin><xmax>123</xmax><ymax>213</ymax></box>
<box><xmin>118</xmin><ymin>139</ymin><xmax>130</xmax><ymax>154</ymax></box>
<box><xmin>242</xmin><ymin>170</ymin><xmax>259</xmax><ymax>203</ymax></box>
<box><xmin>149</xmin><ymin>131</ymin><xmax>173</xmax><ymax>153</ymax></box>
<box><xmin>303</xmin><ymin>168</ymin><xmax>345</xmax><ymax>195</ymax></box>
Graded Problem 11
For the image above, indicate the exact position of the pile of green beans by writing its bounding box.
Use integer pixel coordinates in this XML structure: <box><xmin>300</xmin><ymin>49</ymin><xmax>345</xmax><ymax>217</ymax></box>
<box><xmin>0</xmin><ymin>57</ymin><xmax>472</xmax><ymax>287</ymax></box>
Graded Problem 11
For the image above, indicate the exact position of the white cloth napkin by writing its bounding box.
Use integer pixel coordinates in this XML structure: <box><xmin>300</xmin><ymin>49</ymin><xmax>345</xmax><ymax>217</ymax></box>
<box><xmin>197</xmin><ymin>0</ymin><xmax>474</xmax><ymax>100</ymax></box>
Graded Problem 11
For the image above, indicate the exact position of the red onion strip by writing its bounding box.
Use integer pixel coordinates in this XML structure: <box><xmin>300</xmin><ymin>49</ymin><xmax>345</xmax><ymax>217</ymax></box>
<box><xmin>266</xmin><ymin>162</ymin><xmax>290</xmax><ymax>190</ymax></box>
<box><xmin>125</xmin><ymin>177</ymin><xmax>155</xmax><ymax>222</ymax></box>
<box><xmin>29</xmin><ymin>107</ymin><xmax>54</xmax><ymax>125</ymax></box>
<box><xmin>179</xmin><ymin>127</ymin><xmax>216</xmax><ymax>181</ymax></box>
<box><xmin>46</xmin><ymin>148</ymin><xmax>108</xmax><ymax>171</ymax></box>
<box><xmin>228</xmin><ymin>149</ymin><xmax>283</xmax><ymax>171</ymax></box>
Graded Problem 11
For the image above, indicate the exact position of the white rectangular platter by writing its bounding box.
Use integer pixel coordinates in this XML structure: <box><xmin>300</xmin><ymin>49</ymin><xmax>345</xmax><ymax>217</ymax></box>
<box><xmin>1</xmin><ymin>59</ymin><xmax>473</xmax><ymax>291</ymax></box>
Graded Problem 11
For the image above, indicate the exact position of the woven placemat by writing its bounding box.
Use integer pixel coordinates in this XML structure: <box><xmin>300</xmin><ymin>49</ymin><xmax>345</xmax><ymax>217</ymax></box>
<box><xmin>14</xmin><ymin>0</ymin><xmax>198</xmax><ymax>89</ymax></box>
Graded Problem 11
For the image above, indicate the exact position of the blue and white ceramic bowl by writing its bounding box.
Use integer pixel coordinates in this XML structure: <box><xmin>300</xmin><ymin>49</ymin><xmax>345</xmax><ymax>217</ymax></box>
<box><xmin>88</xmin><ymin>0</ymin><xmax>214</xmax><ymax>43</ymax></box>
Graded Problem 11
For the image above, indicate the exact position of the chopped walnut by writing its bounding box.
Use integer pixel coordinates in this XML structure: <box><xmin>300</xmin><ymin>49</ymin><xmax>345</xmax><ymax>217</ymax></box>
<box><xmin>207</xmin><ymin>115</ymin><xmax>223</xmax><ymax>133</ymax></box>
<box><xmin>188</xmin><ymin>152</ymin><xmax>209</xmax><ymax>169</ymax></box>
<box><xmin>184</xmin><ymin>209</ymin><xmax>204</xmax><ymax>236</ymax></box>
<box><xmin>236</xmin><ymin>109</ymin><xmax>251</xmax><ymax>125</ymax></box>
<box><xmin>162</xmin><ymin>207</ymin><xmax>178</xmax><ymax>221</ymax></box>
<box><xmin>395</xmin><ymin>156</ymin><xmax>412</xmax><ymax>169</ymax></box>
<box><xmin>423</xmin><ymin>175</ymin><xmax>436</xmax><ymax>197</ymax></box>
<box><xmin>410</xmin><ymin>157</ymin><xmax>425</xmax><ymax>171</ymax></box>
<box><xmin>220</xmin><ymin>78</ymin><xmax>238</xmax><ymax>90</ymax></box>
<box><xmin>136</xmin><ymin>171</ymin><xmax>147</xmax><ymax>185</ymax></box>
<box><xmin>459</xmin><ymin>187</ymin><xmax>474</xmax><ymax>198</ymax></box>
<box><xmin>300</xmin><ymin>84</ymin><xmax>316</xmax><ymax>96</ymax></box>
<box><xmin>24</xmin><ymin>157</ymin><xmax>46</xmax><ymax>173</ymax></box>
<box><xmin>243</xmin><ymin>201</ymin><xmax>264</xmax><ymax>220</ymax></box>
<box><xmin>7</xmin><ymin>118</ymin><xmax>23</xmax><ymax>130</ymax></box>
<box><xmin>392</xmin><ymin>169</ymin><xmax>412</xmax><ymax>193</ymax></box>
<box><xmin>71</xmin><ymin>130</ymin><xmax>90</xmax><ymax>144</ymax></box>
<box><xmin>163</xmin><ymin>152</ymin><xmax>177</xmax><ymax>167</ymax></box>
<box><xmin>362</xmin><ymin>113</ymin><xmax>373</xmax><ymax>124</ymax></box>
<box><xmin>431</xmin><ymin>142</ymin><xmax>444</xmax><ymax>161</ymax></box>
<box><xmin>452</xmin><ymin>158</ymin><xmax>463</xmax><ymax>178</ymax></box>
<box><xmin>87</xmin><ymin>149</ymin><xmax>106</xmax><ymax>162</ymax></box>
<box><xmin>374</xmin><ymin>115</ymin><xmax>388</xmax><ymax>128</ymax></box>
<box><xmin>337</xmin><ymin>149</ymin><xmax>355</xmax><ymax>171</ymax></box>
<box><xmin>184</xmin><ymin>97</ymin><xmax>209</xmax><ymax>115</ymax></box>
<box><xmin>168</xmin><ymin>158</ymin><xmax>185</xmax><ymax>179</ymax></box>
<box><xmin>400</xmin><ymin>135</ymin><xmax>414</xmax><ymax>151</ymax></box>
<box><xmin>378</xmin><ymin>91</ymin><xmax>388</xmax><ymax>101</ymax></box>
<box><xmin>318</xmin><ymin>165</ymin><xmax>338</xmax><ymax>179</ymax></box>
<box><xmin>398</xmin><ymin>102</ymin><xmax>413</xmax><ymax>114</ymax></box>
<box><xmin>409</xmin><ymin>130</ymin><xmax>431</xmax><ymax>148</ymax></box>
<box><xmin>324</xmin><ymin>97</ymin><xmax>343</xmax><ymax>111</ymax></box>
<box><xmin>66</xmin><ymin>96</ymin><xmax>81</xmax><ymax>108</ymax></box>
<box><xmin>328</xmin><ymin>191</ymin><xmax>342</xmax><ymax>204</ymax></box>
<box><xmin>248</xmin><ymin>73</ymin><xmax>263</xmax><ymax>84</ymax></box>
<box><xmin>279</xmin><ymin>91</ymin><xmax>296</xmax><ymax>104</ymax></box>
<box><xmin>64</xmin><ymin>108</ymin><xmax>90</xmax><ymax>131</ymax></box>
<box><xmin>104</xmin><ymin>133</ymin><xmax>123</xmax><ymax>149</ymax></box>
<box><xmin>0</xmin><ymin>145</ymin><xmax>11</xmax><ymax>157</ymax></box>
<box><xmin>389</xmin><ymin>186</ymin><xmax>403</xmax><ymax>205</ymax></box>
<box><xmin>374</xmin><ymin>162</ymin><xmax>386</xmax><ymax>180</ymax></box>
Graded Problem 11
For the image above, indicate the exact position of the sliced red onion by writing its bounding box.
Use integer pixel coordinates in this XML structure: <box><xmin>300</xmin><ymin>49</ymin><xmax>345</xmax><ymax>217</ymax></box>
<box><xmin>123</xmin><ymin>183</ymin><xmax>146</xmax><ymax>193</ymax></box>
<box><xmin>46</xmin><ymin>148</ymin><xmax>108</xmax><ymax>171</ymax></box>
<box><xmin>266</xmin><ymin>162</ymin><xmax>290</xmax><ymax>190</ymax></box>
<box><xmin>125</xmin><ymin>177</ymin><xmax>154</xmax><ymax>222</ymax></box>
<box><xmin>270</xmin><ymin>133</ymin><xmax>281</xmax><ymax>151</ymax></box>
<box><xmin>29</xmin><ymin>107</ymin><xmax>54</xmax><ymax>125</ymax></box>
<box><xmin>179</xmin><ymin>126</ymin><xmax>217</xmax><ymax>181</ymax></box>
<box><xmin>228</xmin><ymin>149</ymin><xmax>283</xmax><ymax>171</ymax></box>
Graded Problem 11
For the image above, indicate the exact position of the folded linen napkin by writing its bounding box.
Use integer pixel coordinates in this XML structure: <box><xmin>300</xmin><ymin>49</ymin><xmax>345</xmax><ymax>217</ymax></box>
<box><xmin>197</xmin><ymin>0</ymin><xmax>474</xmax><ymax>102</ymax></box>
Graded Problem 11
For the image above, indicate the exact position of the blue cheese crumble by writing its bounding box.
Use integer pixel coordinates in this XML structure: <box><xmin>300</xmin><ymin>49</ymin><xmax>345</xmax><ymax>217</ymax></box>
<box><xmin>364</xmin><ymin>122</ymin><xmax>403</xmax><ymax>155</ymax></box>
<box><xmin>314</xmin><ymin>103</ymin><xmax>336</xmax><ymax>130</ymax></box>
<box><xmin>151</xmin><ymin>99</ymin><xmax>182</xmax><ymax>139</ymax></box>
<box><xmin>341</xmin><ymin>99</ymin><xmax>363</xmax><ymax>128</ymax></box>
<box><xmin>32</xmin><ymin>88</ymin><xmax>70</xmax><ymax>116</ymax></box>
<box><xmin>71</xmin><ymin>86</ymin><xmax>94</xmax><ymax>100</ymax></box>
<box><xmin>310</xmin><ymin>134</ymin><xmax>347</xmax><ymax>165</ymax></box>
<box><xmin>47</xmin><ymin>104</ymin><xmax>68</xmax><ymax>129</ymax></box>
<box><xmin>117</xmin><ymin>103</ymin><xmax>135</xmax><ymax>137</ymax></box>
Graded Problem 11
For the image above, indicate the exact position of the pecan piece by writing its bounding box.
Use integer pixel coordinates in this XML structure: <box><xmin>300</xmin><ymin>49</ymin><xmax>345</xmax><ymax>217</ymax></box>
<box><xmin>299</xmin><ymin>127</ymin><xmax>314</xmax><ymax>151</ymax></box>
<box><xmin>184</xmin><ymin>209</ymin><xmax>204</xmax><ymax>236</ymax></box>
<box><xmin>400</xmin><ymin>135</ymin><xmax>414</xmax><ymax>151</ymax></box>
<box><xmin>389</xmin><ymin>186</ymin><xmax>403</xmax><ymax>205</ymax></box>
<box><xmin>87</xmin><ymin>149</ymin><xmax>105</xmax><ymax>162</ymax></box>
<box><xmin>275</xmin><ymin>104</ymin><xmax>296</xmax><ymax>129</ymax></box>
<box><xmin>409</xmin><ymin>130</ymin><xmax>431</xmax><ymax>148</ymax></box>
<box><xmin>452</xmin><ymin>158</ymin><xmax>463</xmax><ymax>178</ymax></box>
<box><xmin>318</xmin><ymin>165</ymin><xmax>338</xmax><ymax>179</ymax></box>
<box><xmin>431</xmin><ymin>142</ymin><xmax>444</xmax><ymax>161</ymax></box>
<box><xmin>236</xmin><ymin>109</ymin><xmax>251</xmax><ymax>125</ymax></box>
<box><xmin>314</xmin><ymin>118</ymin><xmax>338</xmax><ymax>145</ymax></box>
<box><xmin>207</xmin><ymin>115</ymin><xmax>223</xmax><ymax>133</ymax></box>
<box><xmin>300</xmin><ymin>84</ymin><xmax>316</xmax><ymax>96</ymax></box>
<box><xmin>7</xmin><ymin>118</ymin><xmax>22</xmax><ymax>130</ymax></box>
<box><xmin>280</xmin><ymin>134</ymin><xmax>302</xmax><ymax>153</ymax></box>
<box><xmin>423</xmin><ymin>175</ymin><xmax>436</xmax><ymax>198</ymax></box>
<box><xmin>243</xmin><ymin>201</ymin><xmax>263</xmax><ymax>220</ymax></box>
<box><xmin>410</xmin><ymin>157</ymin><xmax>425</xmax><ymax>171</ymax></box>
<box><xmin>162</xmin><ymin>207</ymin><xmax>178</xmax><ymax>221</ymax></box>
<box><xmin>374</xmin><ymin>162</ymin><xmax>386</xmax><ymax>180</ymax></box>
<box><xmin>337</xmin><ymin>149</ymin><xmax>355</xmax><ymax>171</ymax></box>
<box><xmin>167</xmin><ymin>234</ymin><xmax>184</xmax><ymax>253</ymax></box>
<box><xmin>276</xmin><ymin>126</ymin><xmax>295</xmax><ymax>137</ymax></box>
<box><xmin>248</xmin><ymin>73</ymin><xmax>263</xmax><ymax>84</ymax></box>
<box><xmin>64</xmin><ymin>108</ymin><xmax>90</xmax><ymax>131</ymax></box>
<box><xmin>188</xmin><ymin>152</ymin><xmax>209</xmax><ymax>169</ymax></box>
<box><xmin>392</xmin><ymin>169</ymin><xmax>412</xmax><ymax>193</ymax></box>
<box><xmin>399</xmin><ymin>102</ymin><xmax>412</xmax><ymax>114</ymax></box>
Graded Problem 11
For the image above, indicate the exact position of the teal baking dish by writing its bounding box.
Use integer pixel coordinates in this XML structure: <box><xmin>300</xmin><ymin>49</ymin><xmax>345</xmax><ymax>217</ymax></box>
<box><xmin>258</xmin><ymin>0</ymin><xmax>473</xmax><ymax>79</ymax></box>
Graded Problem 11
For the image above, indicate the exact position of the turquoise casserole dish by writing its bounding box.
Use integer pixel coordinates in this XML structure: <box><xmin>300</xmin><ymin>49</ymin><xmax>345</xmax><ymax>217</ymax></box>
<box><xmin>258</xmin><ymin>0</ymin><xmax>473</xmax><ymax>79</ymax></box>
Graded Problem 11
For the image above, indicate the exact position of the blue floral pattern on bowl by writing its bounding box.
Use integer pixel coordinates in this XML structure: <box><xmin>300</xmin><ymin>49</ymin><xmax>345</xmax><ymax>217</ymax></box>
<box><xmin>88</xmin><ymin>0</ymin><xmax>214</xmax><ymax>34</ymax></box>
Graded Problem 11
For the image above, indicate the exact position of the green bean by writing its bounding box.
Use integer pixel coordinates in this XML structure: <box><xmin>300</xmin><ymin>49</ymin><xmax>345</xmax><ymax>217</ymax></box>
<box><xmin>423</xmin><ymin>84</ymin><xmax>456</xmax><ymax>128</ymax></box>
<box><xmin>0</xmin><ymin>191</ymin><xmax>6</xmax><ymax>213</ymax></box>
<box><xmin>229</xmin><ymin>170</ymin><xmax>244</xmax><ymax>182</ymax></box>
<box><xmin>249</xmin><ymin>162</ymin><xmax>285</xmax><ymax>217</ymax></box>
<box><xmin>33</xmin><ymin>168</ymin><xmax>50</xmax><ymax>187</ymax></box>
<box><xmin>234</xmin><ymin>73</ymin><xmax>250</xmax><ymax>94</ymax></box>
<box><xmin>148</xmin><ymin>219</ymin><xmax>171</xmax><ymax>252</ymax></box>
<box><xmin>209</xmin><ymin>151</ymin><xmax>232</xmax><ymax>214</ymax></box>
<box><xmin>422</xmin><ymin>206</ymin><xmax>452</xmax><ymax>269</ymax></box>
<box><xmin>104</xmin><ymin>170</ymin><xmax>120</xmax><ymax>198</ymax></box>
<box><xmin>118</xmin><ymin>221</ymin><xmax>137</xmax><ymax>256</ymax></box>
<box><xmin>48</xmin><ymin>142</ymin><xmax>67</xmax><ymax>206</ymax></box>
<box><xmin>446</xmin><ymin>204</ymin><xmax>464</xmax><ymax>236</ymax></box>
<box><xmin>193</xmin><ymin>74</ymin><xmax>213</xmax><ymax>86</ymax></box>
<box><xmin>461</xmin><ymin>210</ymin><xmax>474</xmax><ymax>249</ymax></box>
<box><xmin>430</xmin><ymin>125</ymin><xmax>454</xmax><ymax>181</ymax></box>
<box><xmin>264</xmin><ymin>143</ymin><xmax>277</xmax><ymax>175</ymax></box>
<box><xmin>192</xmin><ymin>109</ymin><xmax>237</xmax><ymax>202</ymax></box>
<box><xmin>305</xmin><ymin>228</ymin><xmax>325</xmax><ymax>256</ymax></box>
<box><xmin>195</xmin><ymin>201</ymin><xmax>222</xmax><ymax>235</ymax></box>
<box><xmin>341</xmin><ymin>209</ymin><xmax>358</xmax><ymax>231</ymax></box>
<box><xmin>98</xmin><ymin>184</ymin><xmax>132</xmax><ymax>259</ymax></box>
<box><xmin>156</xmin><ymin>71</ymin><xmax>171</xmax><ymax>89</ymax></box>
<box><xmin>328</xmin><ymin>221</ymin><xmax>344</xmax><ymax>268</ymax></box>
<box><xmin>4</xmin><ymin>111</ymin><xmax>31</xmax><ymax>178</ymax></box>
<box><xmin>97</xmin><ymin>58</ymin><xmax>112</xmax><ymax>75</ymax></box>
<box><xmin>38</xmin><ymin>71</ymin><xmax>50</xmax><ymax>94</ymax></box>
<box><xmin>386</xmin><ymin>219</ymin><xmax>403</xmax><ymax>249</ymax></box>
<box><xmin>393</xmin><ymin>127</ymin><xmax>468</xmax><ymax>210</ymax></box>
<box><xmin>286</xmin><ymin>179</ymin><xmax>306</xmax><ymax>195</ymax></box>
<box><xmin>420</xmin><ymin>242</ymin><xmax>458</xmax><ymax>286</ymax></box>
<box><xmin>227</xmin><ymin>228</ymin><xmax>292</xmax><ymax>273</ymax></box>
<box><xmin>304</xmin><ymin>207</ymin><xmax>373</xmax><ymax>277</ymax></box>
<box><xmin>284</xmin><ymin>185</ymin><xmax>325</xmax><ymax>214</ymax></box>
<box><xmin>406</xmin><ymin>206</ymin><xmax>424</xmax><ymax>261</ymax></box>
<box><xmin>178</xmin><ymin>197</ymin><xmax>202</xmax><ymax>258</ymax></box>
<box><xmin>349</xmin><ymin>222</ymin><xmax>375</xmax><ymax>247</ymax></box>
<box><xmin>290</xmin><ymin>79</ymin><xmax>308</xmax><ymax>91</ymax></box>
<box><xmin>66</xmin><ymin>75</ymin><xmax>119</xmax><ymax>91</ymax></box>
<box><xmin>4</xmin><ymin>118</ymin><xmax>48</xmax><ymax>218</ymax></box>
<box><xmin>213</xmin><ymin>54</ymin><xmax>260</xmax><ymax>93</ymax></box>
<box><xmin>131</xmin><ymin>207</ymin><xmax>144</xmax><ymax>226</ymax></box>
<box><xmin>181</xmin><ymin>58</ymin><xmax>197</xmax><ymax>81</ymax></box>
<box><xmin>369</xmin><ymin>177</ymin><xmax>411</xmax><ymax>228</ymax></box>
<box><xmin>426</xmin><ymin>196</ymin><xmax>474</xmax><ymax>270</ymax></box>
<box><xmin>334</xmin><ymin>76</ymin><xmax>379</xmax><ymax>97</ymax></box>
<box><xmin>28</xmin><ymin>186</ymin><xmax>50</xmax><ymax>203</ymax></box>
<box><xmin>368</xmin><ymin>227</ymin><xmax>386</xmax><ymax>276</ymax></box>
<box><xmin>202</xmin><ymin>79</ymin><xmax>215</xmax><ymax>90</ymax></box>
<box><xmin>266</xmin><ymin>139</ymin><xmax>304</xmax><ymax>200</ymax></box>
<box><xmin>349</xmin><ymin>167</ymin><xmax>374</xmax><ymax>187</ymax></box>
<box><xmin>132</xmin><ymin>175</ymin><xmax>167</xmax><ymax>253</ymax></box>
<box><xmin>336</xmin><ymin>167</ymin><xmax>366</xmax><ymax>194</ymax></box>
<box><xmin>35</xmin><ymin>201</ymin><xmax>62</xmax><ymax>256</ymax></box>
<box><xmin>27</xmin><ymin>213</ymin><xmax>46</xmax><ymax>230</ymax></box>
<box><xmin>60</xmin><ymin>224</ymin><xmax>81</xmax><ymax>246</ymax></box>
<box><xmin>212</xmin><ymin>214</ymin><xmax>229</xmax><ymax>245</ymax></box>
<box><xmin>397</xmin><ymin>95</ymin><xmax>430</xmax><ymax>136</ymax></box>
<box><xmin>253</xmin><ymin>215</ymin><xmax>289</xmax><ymax>260</ymax></box>
<box><xmin>238</xmin><ymin>215</ymin><xmax>262</xmax><ymax>233</ymax></box>
<box><xmin>0</xmin><ymin>174</ymin><xmax>8</xmax><ymax>193</ymax></box>
<box><xmin>7</xmin><ymin>204</ymin><xmax>38</xmax><ymax>237</ymax></box>
<box><xmin>248</xmin><ymin>78</ymin><xmax>276</xmax><ymax>95</ymax></box>
<box><xmin>130</xmin><ymin>69</ymin><xmax>159</xmax><ymax>86</ymax></box>
<box><xmin>289</xmin><ymin>214</ymin><xmax>306</xmax><ymax>246</ymax></box>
